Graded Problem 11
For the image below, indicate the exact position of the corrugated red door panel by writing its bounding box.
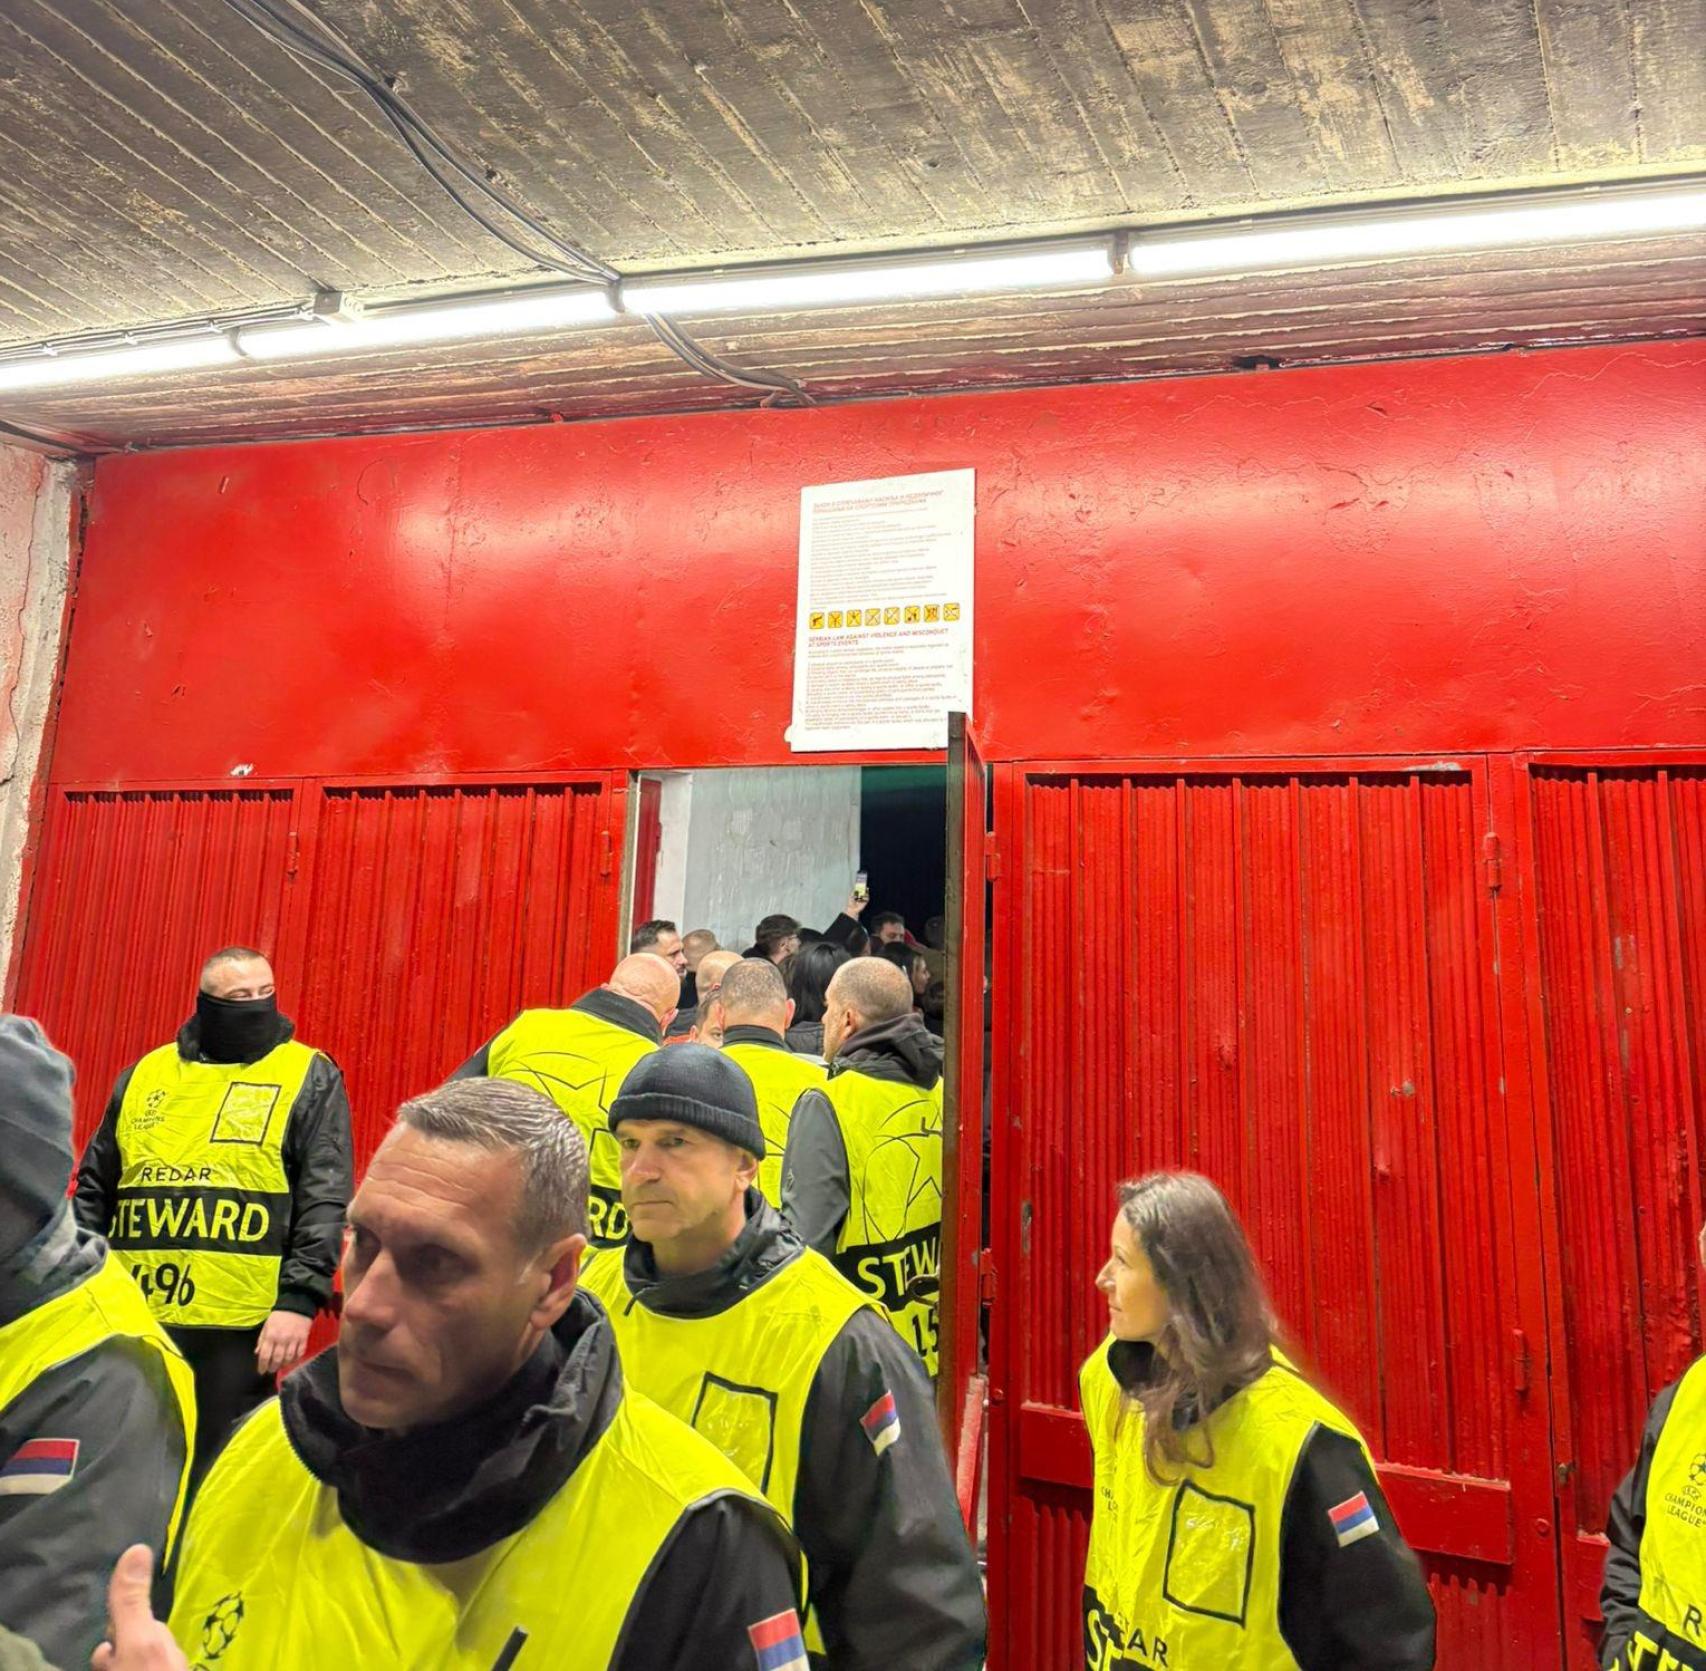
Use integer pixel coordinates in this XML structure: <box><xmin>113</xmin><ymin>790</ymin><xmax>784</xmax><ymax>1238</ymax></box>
<box><xmin>11</xmin><ymin>787</ymin><xmax>300</xmax><ymax>1149</ymax></box>
<box><xmin>292</xmin><ymin>779</ymin><xmax>618</xmax><ymax>1173</ymax></box>
<box><xmin>989</xmin><ymin>764</ymin><xmax>1554</xmax><ymax>1670</ymax></box>
<box><xmin>1525</xmin><ymin>763</ymin><xmax>1706</xmax><ymax>1666</ymax></box>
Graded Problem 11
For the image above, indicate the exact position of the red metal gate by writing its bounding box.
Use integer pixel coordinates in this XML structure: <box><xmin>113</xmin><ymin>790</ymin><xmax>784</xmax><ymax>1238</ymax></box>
<box><xmin>290</xmin><ymin>778</ymin><xmax>620</xmax><ymax>1165</ymax></box>
<box><xmin>1514</xmin><ymin>757</ymin><xmax>1706</xmax><ymax>1668</ymax></box>
<box><xmin>11</xmin><ymin>775</ymin><xmax>624</xmax><ymax>1165</ymax></box>
<box><xmin>984</xmin><ymin>759</ymin><xmax>1560</xmax><ymax>1669</ymax></box>
<box><xmin>12</xmin><ymin>785</ymin><xmax>303</xmax><ymax>1148</ymax></box>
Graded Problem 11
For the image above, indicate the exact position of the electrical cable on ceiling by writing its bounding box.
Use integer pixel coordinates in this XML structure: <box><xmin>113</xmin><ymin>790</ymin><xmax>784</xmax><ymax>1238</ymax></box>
<box><xmin>644</xmin><ymin>317</ymin><xmax>810</xmax><ymax>406</ymax></box>
<box><xmin>219</xmin><ymin>0</ymin><xmax>813</xmax><ymax>404</ymax></box>
<box><xmin>222</xmin><ymin>0</ymin><xmax>609</xmax><ymax>282</ymax></box>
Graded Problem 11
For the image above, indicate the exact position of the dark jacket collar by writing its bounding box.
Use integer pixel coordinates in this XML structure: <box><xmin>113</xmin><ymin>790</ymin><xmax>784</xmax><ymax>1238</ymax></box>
<box><xmin>281</xmin><ymin>1290</ymin><xmax>622</xmax><ymax>1562</ymax></box>
<box><xmin>830</xmin><ymin>1013</ymin><xmax>944</xmax><ymax>1092</ymax></box>
<box><xmin>721</xmin><ymin>1024</ymin><xmax>789</xmax><ymax>1053</ymax></box>
<box><xmin>571</xmin><ymin>987</ymin><xmax>663</xmax><ymax>1045</ymax></box>
<box><xmin>616</xmin><ymin>1192</ymin><xmax>802</xmax><ymax>1321</ymax></box>
<box><xmin>175</xmin><ymin>1010</ymin><xmax>296</xmax><ymax>1065</ymax></box>
<box><xmin>0</xmin><ymin>1207</ymin><xmax>108</xmax><ymax>1329</ymax></box>
<box><xmin>784</xmin><ymin>1020</ymin><xmax>824</xmax><ymax>1056</ymax></box>
<box><xmin>1103</xmin><ymin>1337</ymin><xmax>1277</xmax><ymax>1430</ymax></box>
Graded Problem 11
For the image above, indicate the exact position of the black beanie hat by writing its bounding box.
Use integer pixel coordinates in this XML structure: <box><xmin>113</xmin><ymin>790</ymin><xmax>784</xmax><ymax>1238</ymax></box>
<box><xmin>609</xmin><ymin>1044</ymin><xmax>766</xmax><ymax>1159</ymax></box>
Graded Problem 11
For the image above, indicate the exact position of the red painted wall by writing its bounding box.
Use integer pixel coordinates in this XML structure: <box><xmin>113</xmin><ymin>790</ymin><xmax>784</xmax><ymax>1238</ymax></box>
<box><xmin>52</xmin><ymin>339</ymin><xmax>1706</xmax><ymax>787</ymax></box>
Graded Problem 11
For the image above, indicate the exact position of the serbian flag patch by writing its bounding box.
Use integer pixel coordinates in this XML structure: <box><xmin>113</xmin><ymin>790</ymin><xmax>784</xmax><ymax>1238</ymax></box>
<box><xmin>1328</xmin><ymin>1490</ymin><xmax>1380</xmax><ymax>1547</ymax></box>
<box><xmin>0</xmin><ymin>1439</ymin><xmax>79</xmax><ymax>1496</ymax></box>
<box><xmin>747</xmin><ymin>1609</ymin><xmax>809</xmax><ymax>1671</ymax></box>
<box><xmin>860</xmin><ymin>1390</ymin><xmax>901</xmax><ymax>1457</ymax></box>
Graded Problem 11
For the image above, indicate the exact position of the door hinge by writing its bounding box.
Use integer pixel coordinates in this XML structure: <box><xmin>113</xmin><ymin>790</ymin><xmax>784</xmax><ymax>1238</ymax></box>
<box><xmin>983</xmin><ymin>831</ymin><xmax>1002</xmax><ymax>880</ymax></box>
<box><xmin>1510</xmin><ymin>1327</ymin><xmax>1531</xmax><ymax>1396</ymax></box>
<box><xmin>598</xmin><ymin>828</ymin><xmax>614</xmax><ymax>878</ymax></box>
<box><xmin>1484</xmin><ymin>832</ymin><xmax>1503</xmax><ymax>895</ymax></box>
<box><xmin>977</xmin><ymin>1248</ymin><xmax>998</xmax><ymax>1304</ymax></box>
<box><xmin>285</xmin><ymin>829</ymin><xmax>300</xmax><ymax>881</ymax></box>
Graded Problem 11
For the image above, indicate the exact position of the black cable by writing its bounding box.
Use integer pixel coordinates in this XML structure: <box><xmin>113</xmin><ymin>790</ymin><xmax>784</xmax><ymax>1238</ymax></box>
<box><xmin>219</xmin><ymin>0</ymin><xmax>813</xmax><ymax>402</ymax></box>
<box><xmin>221</xmin><ymin>0</ymin><xmax>610</xmax><ymax>283</ymax></box>
<box><xmin>646</xmin><ymin>317</ymin><xmax>813</xmax><ymax>406</ymax></box>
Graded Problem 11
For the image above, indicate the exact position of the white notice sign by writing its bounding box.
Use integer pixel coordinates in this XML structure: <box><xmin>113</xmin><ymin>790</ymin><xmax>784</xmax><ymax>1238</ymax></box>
<box><xmin>787</xmin><ymin>468</ymin><xmax>974</xmax><ymax>752</ymax></box>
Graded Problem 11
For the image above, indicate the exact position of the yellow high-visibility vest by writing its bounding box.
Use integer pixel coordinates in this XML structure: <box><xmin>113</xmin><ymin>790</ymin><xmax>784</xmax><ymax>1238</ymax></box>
<box><xmin>487</xmin><ymin>1008</ymin><xmax>657</xmax><ymax>1248</ymax></box>
<box><xmin>579</xmin><ymin>1243</ymin><xmax>868</xmax><ymax>1521</ymax></box>
<box><xmin>0</xmin><ymin>1252</ymin><xmax>197</xmax><ymax>1556</ymax></box>
<box><xmin>167</xmin><ymin>1383</ymin><xmax>781</xmax><ymax>1669</ymax></box>
<box><xmin>1625</xmin><ymin>1356</ymin><xmax>1706</xmax><ymax>1667</ymax></box>
<box><xmin>580</xmin><ymin>1243</ymin><xmax>870</xmax><ymax>1656</ymax></box>
<box><xmin>1079</xmin><ymin>1340</ymin><xmax>1371</xmax><ymax>1670</ymax></box>
<box><xmin>112</xmin><ymin>1040</ymin><xmax>318</xmax><ymax>1328</ymax></box>
<box><xmin>818</xmin><ymin>1067</ymin><xmax>944</xmax><ymax>1374</ymax></box>
<box><xmin>721</xmin><ymin>1039</ymin><xmax>826</xmax><ymax>1207</ymax></box>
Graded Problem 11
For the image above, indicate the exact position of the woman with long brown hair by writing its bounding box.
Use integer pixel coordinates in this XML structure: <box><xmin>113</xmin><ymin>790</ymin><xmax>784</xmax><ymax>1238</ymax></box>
<box><xmin>1080</xmin><ymin>1172</ymin><xmax>1435</xmax><ymax>1670</ymax></box>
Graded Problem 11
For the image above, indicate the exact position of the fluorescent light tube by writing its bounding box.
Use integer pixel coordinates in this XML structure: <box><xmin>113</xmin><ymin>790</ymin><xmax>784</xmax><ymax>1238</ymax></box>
<box><xmin>623</xmin><ymin>240</ymin><xmax>1115</xmax><ymax>315</ymax></box>
<box><xmin>1132</xmin><ymin>182</ymin><xmax>1706</xmax><ymax>279</ymax></box>
<box><xmin>237</xmin><ymin>286</ymin><xmax>616</xmax><ymax>360</ymax></box>
<box><xmin>0</xmin><ymin>334</ymin><xmax>238</xmax><ymax>393</ymax></box>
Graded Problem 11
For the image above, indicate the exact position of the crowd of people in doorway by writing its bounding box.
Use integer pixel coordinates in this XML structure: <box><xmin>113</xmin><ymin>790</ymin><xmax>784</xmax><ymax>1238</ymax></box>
<box><xmin>635</xmin><ymin>899</ymin><xmax>949</xmax><ymax>1051</ymax></box>
<box><xmin>0</xmin><ymin>912</ymin><xmax>1696</xmax><ymax>1670</ymax></box>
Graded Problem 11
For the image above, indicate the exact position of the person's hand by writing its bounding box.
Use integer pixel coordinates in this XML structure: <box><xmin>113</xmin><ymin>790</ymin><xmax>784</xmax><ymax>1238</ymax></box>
<box><xmin>844</xmin><ymin>893</ymin><xmax>868</xmax><ymax>918</ymax></box>
<box><xmin>91</xmin><ymin>1545</ymin><xmax>186</xmax><ymax>1671</ymax></box>
<box><xmin>255</xmin><ymin>1308</ymin><xmax>313</xmax><ymax>1376</ymax></box>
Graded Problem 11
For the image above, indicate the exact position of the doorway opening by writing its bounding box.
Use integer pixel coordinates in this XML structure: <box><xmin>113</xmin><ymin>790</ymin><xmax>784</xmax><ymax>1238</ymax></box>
<box><xmin>627</xmin><ymin>763</ymin><xmax>948</xmax><ymax>993</ymax></box>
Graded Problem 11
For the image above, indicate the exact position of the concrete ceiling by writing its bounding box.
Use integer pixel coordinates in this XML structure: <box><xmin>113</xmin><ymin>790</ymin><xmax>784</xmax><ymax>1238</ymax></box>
<box><xmin>0</xmin><ymin>0</ymin><xmax>1701</xmax><ymax>449</ymax></box>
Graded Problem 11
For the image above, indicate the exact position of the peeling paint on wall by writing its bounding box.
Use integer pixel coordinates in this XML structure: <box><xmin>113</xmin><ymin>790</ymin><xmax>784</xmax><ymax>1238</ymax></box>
<box><xmin>0</xmin><ymin>444</ymin><xmax>76</xmax><ymax>988</ymax></box>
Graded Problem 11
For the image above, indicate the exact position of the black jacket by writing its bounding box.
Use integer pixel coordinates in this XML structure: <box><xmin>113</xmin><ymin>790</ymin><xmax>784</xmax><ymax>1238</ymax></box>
<box><xmin>783</xmin><ymin>1015</ymin><xmax>943</xmax><ymax>1258</ymax></box>
<box><xmin>608</xmin><ymin>1197</ymin><xmax>986</xmax><ymax>1670</ymax></box>
<box><xmin>71</xmin><ymin>1013</ymin><xmax>352</xmax><ymax>1318</ymax></box>
<box><xmin>0</xmin><ymin>1017</ymin><xmax>188</xmax><ymax>1671</ymax></box>
<box><xmin>279</xmin><ymin>1291</ymin><xmax>803</xmax><ymax>1669</ymax></box>
<box><xmin>785</xmin><ymin>1019</ymin><xmax>826</xmax><ymax>1057</ymax></box>
<box><xmin>1600</xmin><ymin>1371</ymin><xmax>1687</xmax><ymax>1667</ymax></box>
<box><xmin>1103</xmin><ymin>1340</ymin><xmax>1436</xmax><ymax>1671</ymax></box>
<box><xmin>816</xmin><ymin>913</ymin><xmax>866</xmax><ymax>954</ymax></box>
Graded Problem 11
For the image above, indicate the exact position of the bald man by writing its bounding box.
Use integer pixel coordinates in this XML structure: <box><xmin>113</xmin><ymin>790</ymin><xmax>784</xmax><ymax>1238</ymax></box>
<box><xmin>679</xmin><ymin>929</ymin><xmax>719</xmax><ymax>1006</ymax></box>
<box><xmin>713</xmin><ymin>959</ymin><xmax>826</xmax><ymax>1206</ymax></box>
<box><xmin>782</xmin><ymin>959</ymin><xmax>947</xmax><ymax>1374</ymax></box>
<box><xmin>666</xmin><ymin>947</ymin><xmax>741</xmax><ymax>1044</ymax></box>
<box><xmin>454</xmin><ymin>954</ymin><xmax>679</xmax><ymax>1246</ymax></box>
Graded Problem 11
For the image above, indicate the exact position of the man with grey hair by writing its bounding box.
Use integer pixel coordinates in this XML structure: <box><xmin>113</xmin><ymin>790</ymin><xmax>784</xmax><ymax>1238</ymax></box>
<box><xmin>153</xmin><ymin>1076</ymin><xmax>806</xmax><ymax>1670</ymax></box>
<box><xmin>73</xmin><ymin>945</ymin><xmax>351</xmax><ymax>1487</ymax></box>
<box><xmin>783</xmin><ymin>957</ymin><xmax>946</xmax><ymax>1375</ymax></box>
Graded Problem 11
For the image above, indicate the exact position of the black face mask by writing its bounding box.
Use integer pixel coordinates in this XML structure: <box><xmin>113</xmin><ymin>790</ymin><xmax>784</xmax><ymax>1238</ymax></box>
<box><xmin>196</xmin><ymin>991</ymin><xmax>285</xmax><ymax>1065</ymax></box>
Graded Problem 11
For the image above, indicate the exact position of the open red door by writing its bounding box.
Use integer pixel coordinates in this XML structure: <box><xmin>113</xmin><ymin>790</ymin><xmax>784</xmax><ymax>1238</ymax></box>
<box><xmin>940</xmin><ymin>712</ymin><xmax>989</xmax><ymax>1508</ymax></box>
